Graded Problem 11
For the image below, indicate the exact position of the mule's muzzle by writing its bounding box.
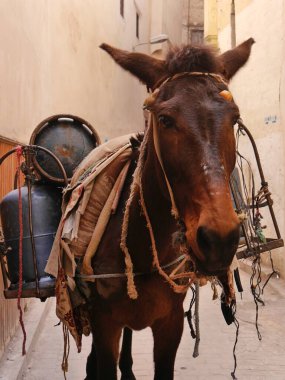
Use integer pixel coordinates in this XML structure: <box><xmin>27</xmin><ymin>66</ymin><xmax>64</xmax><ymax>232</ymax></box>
<box><xmin>195</xmin><ymin>225</ymin><xmax>240</xmax><ymax>275</ymax></box>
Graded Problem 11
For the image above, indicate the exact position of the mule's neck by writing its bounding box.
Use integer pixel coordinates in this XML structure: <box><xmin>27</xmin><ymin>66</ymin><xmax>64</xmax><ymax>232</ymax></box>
<box><xmin>124</xmin><ymin>126</ymin><xmax>182</xmax><ymax>275</ymax></box>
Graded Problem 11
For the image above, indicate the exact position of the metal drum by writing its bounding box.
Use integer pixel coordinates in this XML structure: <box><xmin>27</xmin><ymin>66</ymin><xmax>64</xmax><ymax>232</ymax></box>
<box><xmin>29</xmin><ymin>114</ymin><xmax>100</xmax><ymax>184</ymax></box>
<box><xmin>0</xmin><ymin>184</ymin><xmax>62</xmax><ymax>285</ymax></box>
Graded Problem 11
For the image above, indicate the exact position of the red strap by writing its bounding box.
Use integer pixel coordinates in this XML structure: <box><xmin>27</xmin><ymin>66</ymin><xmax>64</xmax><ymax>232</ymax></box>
<box><xmin>16</xmin><ymin>146</ymin><xmax>27</xmax><ymax>355</ymax></box>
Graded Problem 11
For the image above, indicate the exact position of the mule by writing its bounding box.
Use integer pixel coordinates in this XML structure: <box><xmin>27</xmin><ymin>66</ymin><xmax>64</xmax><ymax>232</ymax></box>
<box><xmin>85</xmin><ymin>38</ymin><xmax>254</xmax><ymax>380</ymax></box>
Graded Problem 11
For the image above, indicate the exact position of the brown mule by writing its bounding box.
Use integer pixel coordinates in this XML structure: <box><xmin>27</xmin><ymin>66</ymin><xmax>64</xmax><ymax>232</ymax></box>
<box><xmin>85</xmin><ymin>38</ymin><xmax>254</xmax><ymax>380</ymax></box>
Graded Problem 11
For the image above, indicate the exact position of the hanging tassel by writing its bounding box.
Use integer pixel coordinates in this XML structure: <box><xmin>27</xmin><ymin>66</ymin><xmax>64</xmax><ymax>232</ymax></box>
<box><xmin>193</xmin><ymin>282</ymin><xmax>200</xmax><ymax>358</ymax></box>
<box><xmin>61</xmin><ymin>324</ymin><xmax>70</xmax><ymax>379</ymax></box>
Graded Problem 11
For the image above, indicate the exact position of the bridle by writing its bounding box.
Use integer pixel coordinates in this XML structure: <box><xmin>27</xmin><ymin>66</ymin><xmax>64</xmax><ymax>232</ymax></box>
<box><xmin>75</xmin><ymin>72</ymin><xmax>233</xmax><ymax>300</ymax></box>
<box><xmin>143</xmin><ymin>71</ymin><xmax>230</xmax><ymax>219</ymax></box>
<box><xmin>152</xmin><ymin>71</ymin><xmax>228</xmax><ymax>92</ymax></box>
<box><xmin>121</xmin><ymin>72</ymin><xmax>229</xmax><ymax>299</ymax></box>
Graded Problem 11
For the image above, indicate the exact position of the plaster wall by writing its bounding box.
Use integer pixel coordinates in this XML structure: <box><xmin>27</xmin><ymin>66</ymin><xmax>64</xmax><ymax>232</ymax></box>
<box><xmin>217</xmin><ymin>0</ymin><xmax>285</xmax><ymax>277</ymax></box>
<box><xmin>150</xmin><ymin>0</ymin><xmax>183</xmax><ymax>55</ymax></box>
<box><xmin>162</xmin><ymin>0</ymin><xmax>184</xmax><ymax>46</ymax></box>
<box><xmin>182</xmin><ymin>0</ymin><xmax>204</xmax><ymax>44</ymax></box>
<box><xmin>0</xmin><ymin>0</ymin><xmax>151</xmax><ymax>144</ymax></box>
<box><xmin>216</xmin><ymin>0</ymin><xmax>253</xmax><ymax>31</ymax></box>
<box><xmin>204</xmin><ymin>0</ymin><xmax>218</xmax><ymax>45</ymax></box>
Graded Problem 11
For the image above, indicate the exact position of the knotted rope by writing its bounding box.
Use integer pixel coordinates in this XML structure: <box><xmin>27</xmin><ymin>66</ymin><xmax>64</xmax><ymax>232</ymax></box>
<box><xmin>138</xmin><ymin>176</ymin><xmax>194</xmax><ymax>294</ymax></box>
<box><xmin>62</xmin><ymin>323</ymin><xmax>70</xmax><ymax>379</ymax></box>
<box><xmin>192</xmin><ymin>282</ymin><xmax>200</xmax><ymax>358</ymax></box>
<box><xmin>120</xmin><ymin>127</ymin><xmax>150</xmax><ymax>299</ymax></box>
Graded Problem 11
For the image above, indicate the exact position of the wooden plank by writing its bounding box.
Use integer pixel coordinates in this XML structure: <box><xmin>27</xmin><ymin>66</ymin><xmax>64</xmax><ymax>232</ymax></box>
<box><xmin>236</xmin><ymin>238</ymin><xmax>284</xmax><ymax>259</ymax></box>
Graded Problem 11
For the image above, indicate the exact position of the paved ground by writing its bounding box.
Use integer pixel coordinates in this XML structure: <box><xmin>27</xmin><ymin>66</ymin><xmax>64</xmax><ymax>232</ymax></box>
<box><xmin>1</xmin><ymin>267</ymin><xmax>285</xmax><ymax>380</ymax></box>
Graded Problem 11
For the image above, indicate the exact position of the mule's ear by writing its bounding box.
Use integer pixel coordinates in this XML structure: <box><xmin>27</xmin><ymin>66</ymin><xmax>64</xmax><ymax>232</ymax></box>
<box><xmin>100</xmin><ymin>43</ymin><xmax>167</xmax><ymax>89</ymax></box>
<box><xmin>218</xmin><ymin>38</ymin><xmax>255</xmax><ymax>80</ymax></box>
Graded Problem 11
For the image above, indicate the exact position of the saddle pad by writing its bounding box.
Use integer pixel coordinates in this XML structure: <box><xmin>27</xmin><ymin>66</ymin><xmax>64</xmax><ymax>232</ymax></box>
<box><xmin>45</xmin><ymin>134</ymin><xmax>136</xmax><ymax>277</ymax></box>
<box><xmin>68</xmin><ymin>149</ymin><xmax>131</xmax><ymax>258</ymax></box>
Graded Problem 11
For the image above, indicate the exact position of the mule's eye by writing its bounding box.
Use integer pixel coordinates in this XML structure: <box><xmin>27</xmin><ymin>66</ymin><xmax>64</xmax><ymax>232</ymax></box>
<box><xmin>158</xmin><ymin>115</ymin><xmax>175</xmax><ymax>129</ymax></box>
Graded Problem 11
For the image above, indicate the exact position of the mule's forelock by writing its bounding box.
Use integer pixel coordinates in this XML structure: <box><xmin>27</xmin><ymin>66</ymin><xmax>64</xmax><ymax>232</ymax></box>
<box><xmin>166</xmin><ymin>45</ymin><xmax>221</xmax><ymax>75</ymax></box>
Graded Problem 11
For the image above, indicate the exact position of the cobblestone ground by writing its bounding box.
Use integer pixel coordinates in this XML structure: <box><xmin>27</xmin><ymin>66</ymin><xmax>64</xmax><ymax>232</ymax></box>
<box><xmin>18</xmin><ymin>269</ymin><xmax>285</xmax><ymax>379</ymax></box>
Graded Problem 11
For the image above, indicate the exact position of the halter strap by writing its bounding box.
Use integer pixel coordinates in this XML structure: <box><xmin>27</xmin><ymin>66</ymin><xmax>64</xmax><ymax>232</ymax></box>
<box><xmin>153</xmin><ymin>71</ymin><xmax>228</xmax><ymax>91</ymax></box>
<box><xmin>151</xmin><ymin>113</ymin><xmax>179</xmax><ymax>219</ymax></box>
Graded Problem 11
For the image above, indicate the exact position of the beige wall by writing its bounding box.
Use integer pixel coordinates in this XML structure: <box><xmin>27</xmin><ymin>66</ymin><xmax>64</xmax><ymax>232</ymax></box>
<box><xmin>182</xmin><ymin>0</ymin><xmax>204</xmax><ymax>44</ymax></box>
<box><xmin>162</xmin><ymin>0</ymin><xmax>184</xmax><ymax>46</ymax></box>
<box><xmin>204</xmin><ymin>0</ymin><xmax>218</xmax><ymax>46</ymax></box>
<box><xmin>150</xmin><ymin>0</ymin><xmax>183</xmax><ymax>55</ymax></box>
<box><xmin>216</xmin><ymin>0</ymin><xmax>285</xmax><ymax>277</ymax></box>
<box><xmin>0</xmin><ymin>0</ymin><xmax>152</xmax><ymax>144</ymax></box>
<box><xmin>216</xmin><ymin>0</ymin><xmax>253</xmax><ymax>31</ymax></box>
<box><xmin>0</xmin><ymin>1</ymin><xmax>186</xmax><ymax>144</ymax></box>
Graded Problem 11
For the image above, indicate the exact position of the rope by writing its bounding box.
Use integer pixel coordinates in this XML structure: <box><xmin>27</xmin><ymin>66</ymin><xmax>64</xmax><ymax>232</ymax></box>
<box><xmin>235</xmin><ymin>128</ymin><xmax>265</xmax><ymax>341</ymax></box>
<box><xmin>153</xmin><ymin>71</ymin><xmax>228</xmax><ymax>90</ymax></box>
<box><xmin>192</xmin><ymin>281</ymin><xmax>200</xmax><ymax>358</ymax></box>
<box><xmin>16</xmin><ymin>146</ymin><xmax>27</xmax><ymax>355</ymax></box>
<box><xmin>61</xmin><ymin>323</ymin><xmax>70</xmax><ymax>379</ymax></box>
<box><xmin>120</xmin><ymin>184</ymin><xmax>138</xmax><ymax>299</ymax></box>
<box><xmin>120</xmin><ymin>128</ymin><xmax>150</xmax><ymax>299</ymax></box>
<box><xmin>139</xmin><ymin>177</ymin><xmax>193</xmax><ymax>294</ymax></box>
<box><xmin>262</xmin><ymin>250</ymin><xmax>279</xmax><ymax>293</ymax></box>
<box><xmin>185</xmin><ymin>286</ymin><xmax>197</xmax><ymax>339</ymax></box>
<box><xmin>76</xmin><ymin>254</ymin><xmax>187</xmax><ymax>280</ymax></box>
<box><xmin>151</xmin><ymin>114</ymin><xmax>179</xmax><ymax>219</ymax></box>
<box><xmin>231</xmin><ymin>303</ymin><xmax>239</xmax><ymax>380</ymax></box>
<box><xmin>250</xmin><ymin>255</ymin><xmax>263</xmax><ymax>341</ymax></box>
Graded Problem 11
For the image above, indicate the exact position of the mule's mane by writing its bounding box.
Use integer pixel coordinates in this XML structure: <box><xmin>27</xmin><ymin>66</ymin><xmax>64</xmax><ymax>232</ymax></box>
<box><xmin>165</xmin><ymin>45</ymin><xmax>221</xmax><ymax>75</ymax></box>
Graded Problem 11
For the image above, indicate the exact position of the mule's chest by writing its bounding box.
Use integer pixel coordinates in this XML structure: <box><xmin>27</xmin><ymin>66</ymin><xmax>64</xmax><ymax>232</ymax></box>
<box><xmin>90</xmin><ymin>275</ymin><xmax>185</xmax><ymax>330</ymax></box>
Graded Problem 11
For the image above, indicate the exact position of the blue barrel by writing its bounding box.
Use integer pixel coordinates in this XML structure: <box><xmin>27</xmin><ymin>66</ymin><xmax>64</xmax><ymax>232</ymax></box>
<box><xmin>29</xmin><ymin>114</ymin><xmax>100</xmax><ymax>184</ymax></box>
<box><xmin>0</xmin><ymin>185</ymin><xmax>62</xmax><ymax>284</ymax></box>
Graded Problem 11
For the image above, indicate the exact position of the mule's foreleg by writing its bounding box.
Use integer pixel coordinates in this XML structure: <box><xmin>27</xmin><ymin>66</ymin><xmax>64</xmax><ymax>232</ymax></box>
<box><xmin>152</xmin><ymin>308</ymin><xmax>184</xmax><ymax>380</ymax></box>
<box><xmin>90</xmin><ymin>314</ymin><xmax>122</xmax><ymax>380</ymax></box>
<box><xmin>85</xmin><ymin>340</ymin><xmax>97</xmax><ymax>380</ymax></box>
<box><xmin>119</xmin><ymin>327</ymin><xmax>136</xmax><ymax>380</ymax></box>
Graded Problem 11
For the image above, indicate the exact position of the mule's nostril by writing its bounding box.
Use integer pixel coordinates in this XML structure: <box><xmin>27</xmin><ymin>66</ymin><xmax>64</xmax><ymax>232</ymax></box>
<box><xmin>195</xmin><ymin>222</ymin><xmax>240</xmax><ymax>274</ymax></box>
<box><xmin>197</xmin><ymin>226</ymin><xmax>214</xmax><ymax>254</ymax></box>
<box><xmin>196</xmin><ymin>224</ymin><xmax>240</xmax><ymax>259</ymax></box>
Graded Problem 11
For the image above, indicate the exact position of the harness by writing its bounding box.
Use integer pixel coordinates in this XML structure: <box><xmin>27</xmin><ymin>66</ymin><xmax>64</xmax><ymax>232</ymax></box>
<box><xmin>76</xmin><ymin>253</ymin><xmax>187</xmax><ymax>280</ymax></box>
<box><xmin>74</xmin><ymin>72</ymin><xmax>231</xmax><ymax>300</ymax></box>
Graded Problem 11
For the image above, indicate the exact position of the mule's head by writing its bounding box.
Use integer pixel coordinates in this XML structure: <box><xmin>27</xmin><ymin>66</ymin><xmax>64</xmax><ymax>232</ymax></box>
<box><xmin>100</xmin><ymin>39</ymin><xmax>254</xmax><ymax>276</ymax></box>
